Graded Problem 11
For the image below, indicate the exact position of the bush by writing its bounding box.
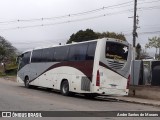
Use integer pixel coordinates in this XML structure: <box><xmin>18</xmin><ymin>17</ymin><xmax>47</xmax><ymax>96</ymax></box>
<box><xmin>0</xmin><ymin>63</ymin><xmax>17</xmax><ymax>77</ymax></box>
<box><xmin>5</xmin><ymin>68</ymin><xmax>17</xmax><ymax>75</ymax></box>
<box><xmin>0</xmin><ymin>72</ymin><xmax>6</xmax><ymax>77</ymax></box>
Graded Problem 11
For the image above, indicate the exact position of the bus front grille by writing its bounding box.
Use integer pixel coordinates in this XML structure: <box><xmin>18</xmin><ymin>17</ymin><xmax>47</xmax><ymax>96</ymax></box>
<box><xmin>81</xmin><ymin>77</ymin><xmax>91</xmax><ymax>91</ymax></box>
<box><xmin>107</xmin><ymin>60</ymin><xmax>124</xmax><ymax>70</ymax></box>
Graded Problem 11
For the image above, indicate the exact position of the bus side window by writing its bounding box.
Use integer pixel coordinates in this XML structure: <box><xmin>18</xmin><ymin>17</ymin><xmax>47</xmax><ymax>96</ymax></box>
<box><xmin>41</xmin><ymin>48</ymin><xmax>54</xmax><ymax>62</ymax></box>
<box><xmin>31</xmin><ymin>49</ymin><xmax>43</xmax><ymax>63</ymax></box>
<box><xmin>68</xmin><ymin>46</ymin><xmax>76</xmax><ymax>61</ymax></box>
<box><xmin>68</xmin><ymin>43</ymin><xmax>88</xmax><ymax>61</ymax></box>
<box><xmin>54</xmin><ymin>46</ymin><xmax>69</xmax><ymax>61</ymax></box>
<box><xmin>86</xmin><ymin>42</ymin><xmax>97</xmax><ymax>60</ymax></box>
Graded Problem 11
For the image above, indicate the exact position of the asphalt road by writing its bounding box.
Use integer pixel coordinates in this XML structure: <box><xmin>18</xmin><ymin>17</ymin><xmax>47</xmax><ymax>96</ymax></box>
<box><xmin>0</xmin><ymin>78</ymin><xmax>160</xmax><ymax>120</ymax></box>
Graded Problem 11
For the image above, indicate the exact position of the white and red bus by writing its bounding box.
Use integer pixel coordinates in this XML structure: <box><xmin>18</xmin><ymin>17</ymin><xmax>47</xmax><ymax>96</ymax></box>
<box><xmin>17</xmin><ymin>38</ymin><xmax>132</xmax><ymax>98</ymax></box>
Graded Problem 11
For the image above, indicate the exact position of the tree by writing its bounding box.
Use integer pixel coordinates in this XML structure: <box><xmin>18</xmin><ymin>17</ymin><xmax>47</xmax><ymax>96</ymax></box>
<box><xmin>96</xmin><ymin>32</ymin><xmax>126</xmax><ymax>41</ymax></box>
<box><xmin>67</xmin><ymin>29</ymin><xmax>126</xmax><ymax>44</ymax></box>
<box><xmin>136</xmin><ymin>43</ymin><xmax>141</xmax><ymax>60</ymax></box>
<box><xmin>0</xmin><ymin>36</ymin><xmax>17</xmax><ymax>63</ymax></box>
<box><xmin>67</xmin><ymin>29</ymin><xmax>98</xmax><ymax>44</ymax></box>
<box><xmin>145</xmin><ymin>36</ymin><xmax>160</xmax><ymax>59</ymax></box>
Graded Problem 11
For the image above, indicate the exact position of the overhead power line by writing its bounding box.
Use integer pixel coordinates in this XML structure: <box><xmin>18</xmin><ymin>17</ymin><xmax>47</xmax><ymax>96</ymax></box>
<box><xmin>0</xmin><ymin>9</ymin><xmax>135</xmax><ymax>31</ymax></box>
<box><xmin>0</xmin><ymin>1</ymin><xmax>134</xmax><ymax>24</ymax></box>
<box><xmin>0</xmin><ymin>0</ymin><xmax>159</xmax><ymax>31</ymax></box>
<box><xmin>0</xmin><ymin>0</ymin><xmax>159</xmax><ymax>25</ymax></box>
<box><xmin>139</xmin><ymin>0</ymin><xmax>160</xmax><ymax>4</ymax></box>
<box><xmin>139</xmin><ymin>5</ymin><xmax>160</xmax><ymax>10</ymax></box>
<box><xmin>0</xmin><ymin>5</ymin><xmax>159</xmax><ymax>31</ymax></box>
<box><xmin>139</xmin><ymin>31</ymin><xmax>160</xmax><ymax>35</ymax></box>
<box><xmin>125</xmin><ymin>30</ymin><xmax>160</xmax><ymax>36</ymax></box>
<box><xmin>1</xmin><ymin>3</ymin><xmax>160</xmax><ymax>31</ymax></box>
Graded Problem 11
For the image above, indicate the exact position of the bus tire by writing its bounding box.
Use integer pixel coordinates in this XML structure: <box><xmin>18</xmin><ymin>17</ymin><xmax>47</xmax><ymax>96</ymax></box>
<box><xmin>60</xmin><ymin>80</ymin><xmax>70</xmax><ymax>96</ymax></box>
<box><xmin>24</xmin><ymin>76</ymin><xmax>30</xmax><ymax>88</ymax></box>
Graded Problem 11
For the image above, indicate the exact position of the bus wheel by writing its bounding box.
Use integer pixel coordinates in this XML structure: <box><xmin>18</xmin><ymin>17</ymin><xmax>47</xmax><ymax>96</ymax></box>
<box><xmin>24</xmin><ymin>77</ymin><xmax>30</xmax><ymax>88</ymax></box>
<box><xmin>61</xmin><ymin>80</ymin><xmax>70</xmax><ymax>96</ymax></box>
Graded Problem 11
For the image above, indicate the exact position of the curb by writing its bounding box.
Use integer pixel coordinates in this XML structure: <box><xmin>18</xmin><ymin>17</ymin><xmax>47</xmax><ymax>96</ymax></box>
<box><xmin>117</xmin><ymin>98</ymin><xmax>160</xmax><ymax>107</ymax></box>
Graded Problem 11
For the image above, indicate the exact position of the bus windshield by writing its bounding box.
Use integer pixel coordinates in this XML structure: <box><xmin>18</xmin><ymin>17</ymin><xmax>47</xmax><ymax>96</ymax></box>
<box><xmin>18</xmin><ymin>52</ymin><xmax>31</xmax><ymax>70</ymax></box>
<box><xmin>105</xmin><ymin>42</ymin><xmax>128</xmax><ymax>61</ymax></box>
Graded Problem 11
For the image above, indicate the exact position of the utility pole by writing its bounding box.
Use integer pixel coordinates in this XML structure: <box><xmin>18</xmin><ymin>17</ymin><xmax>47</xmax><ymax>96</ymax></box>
<box><xmin>133</xmin><ymin>0</ymin><xmax>137</xmax><ymax>48</ymax></box>
<box><xmin>132</xmin><ymin>0</ymin><xmax>138</xmax><ymax>88</ymax></box>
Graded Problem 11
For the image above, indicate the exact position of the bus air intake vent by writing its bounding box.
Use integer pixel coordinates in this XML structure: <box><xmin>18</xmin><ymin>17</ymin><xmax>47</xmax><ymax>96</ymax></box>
<box><xmin>81</xmin><ymin>77</ymin><xmax>91</xmax><ymax>91</ymax></box>
<box><xmin>107</xmin><ymin>60</ymin><xmax>125</xmax><ymax>70</ymax></box>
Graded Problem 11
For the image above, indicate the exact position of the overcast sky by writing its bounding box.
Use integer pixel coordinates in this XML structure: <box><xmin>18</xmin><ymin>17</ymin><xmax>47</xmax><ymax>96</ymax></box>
<box><xmin>0</xmin><ymin>0</ymin><xmax>160</xmax><ymax>56</ymax></box>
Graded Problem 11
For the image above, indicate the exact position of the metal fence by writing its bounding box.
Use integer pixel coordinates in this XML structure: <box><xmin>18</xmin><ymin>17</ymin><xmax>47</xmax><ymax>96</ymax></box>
<box><xmin>130</xmin><ymin>60</ymin><xmax>160</xmax><ymax>86</ymax></box>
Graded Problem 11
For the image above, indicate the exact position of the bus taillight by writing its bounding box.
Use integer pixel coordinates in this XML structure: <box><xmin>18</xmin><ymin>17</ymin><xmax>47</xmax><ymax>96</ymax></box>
<box><xmin>126</xmin><ymin>75</ymin><xmax>130</xmax><ymax>89</ymax></box>
<box><xmin>96</xmin><ymin>70</ymin><xmax>100</xmax><ymax>86</ymax></box>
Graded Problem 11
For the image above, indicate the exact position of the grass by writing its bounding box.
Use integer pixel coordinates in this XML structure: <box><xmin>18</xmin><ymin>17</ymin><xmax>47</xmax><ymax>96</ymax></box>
<box><xmin>0</xmin><ymin>72</ymin><xmax>6</xmax><ymax>77</ymax></box>
<box><xmin>0</xmin><ymin>72</ymin><xmax>17</xmax><ymax>77</ymax></box>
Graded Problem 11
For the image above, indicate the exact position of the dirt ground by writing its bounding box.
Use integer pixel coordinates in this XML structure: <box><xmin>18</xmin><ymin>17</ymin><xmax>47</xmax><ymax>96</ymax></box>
<box><xmin>1</xmin><ymin>76</ymin><xmax>17</xmax><ymax>82</ymax></box>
